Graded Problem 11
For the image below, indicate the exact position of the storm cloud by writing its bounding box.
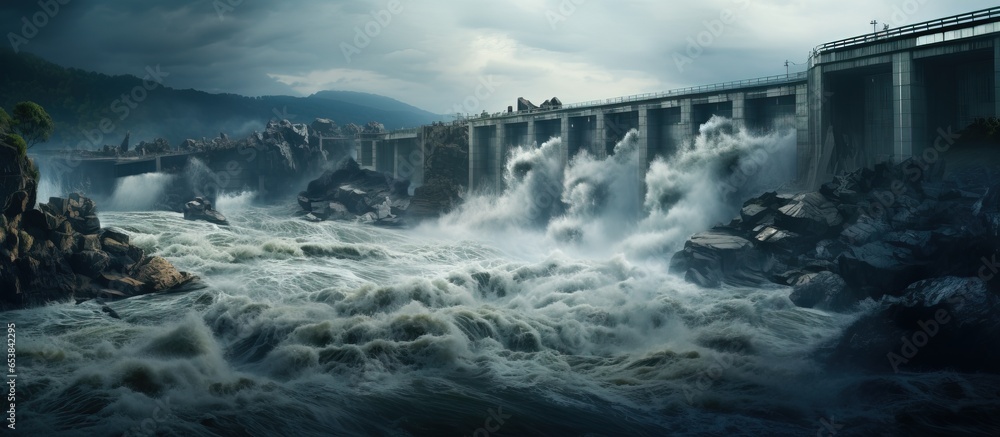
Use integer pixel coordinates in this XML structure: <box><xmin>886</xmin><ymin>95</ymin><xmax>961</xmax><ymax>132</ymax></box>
<box><xmin>2</xmin><ymin>0</ymin><xmax>994</xmax><ymax>115</ymax></box>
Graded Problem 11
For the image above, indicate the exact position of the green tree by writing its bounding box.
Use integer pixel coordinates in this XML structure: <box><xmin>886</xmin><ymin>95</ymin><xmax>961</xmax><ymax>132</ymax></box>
<box><xmin>11</xmin><ymin>101</ymin><xmax>54</xmax><ymax>149</ymax></box>
<box><xmin>0</xmin><ymin>108</ymin><xmax>11</xmax><ymax>133</ymax></box>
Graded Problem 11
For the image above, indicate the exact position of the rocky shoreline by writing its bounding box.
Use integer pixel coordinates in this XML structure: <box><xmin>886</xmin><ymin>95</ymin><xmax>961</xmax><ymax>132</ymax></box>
<box><xmin>1</xmin><ymin>140</ymin><xmax>196</xmax><ymax>311</ymax></box>
<box><xmin>670</xmin><ymin>153</ymin><xmax>1000</xmax><ymax>373</ymax></box>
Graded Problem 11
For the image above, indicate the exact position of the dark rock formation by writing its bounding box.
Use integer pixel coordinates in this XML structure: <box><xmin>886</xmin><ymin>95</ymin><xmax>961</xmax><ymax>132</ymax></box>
<box><xmin>119</xmin><ymin>131</ymin><xmax>130</xmax><ymax>154</ymax></box>
<box><xmin>0</xmin><ymin>140</ymin><xmax>196</xmax><ymax>310</ymax></box>
<box><xmin>408</xmin><ymin>124</ymin><xmax>468</xmax><ymax>219</ymax></box>
<box><xmin>671</xmin><ymin>159</ymin><xmax>1000</xmax><ymax>308</ymax></box>
<box><xmin>297</xmin><ymin>158</ymin><xmax>409</xmax><ymax>226</ymax></box>
<box><xmin>672</xmin><ymin>153</ymin><xmax>1000</xmax><ymax>375</ymax></box>
<box><xmin>183</xmin><ymin>197</ymin><xmax>228</xmax><ymax>225</ymax></box>
<box><xmin>517</xmin><ymin>97</ymin><xmax>538</xmax><ymax>112</ymax></box>
<box><xmin>540</xmin><ymin>97</ymin><xmax>562</xmax><ymax>110</ymax></box>
<box><xmin>822</xmin><ymin>277</ymin><xmax>1000</xmax><ymax>373</ymax></box>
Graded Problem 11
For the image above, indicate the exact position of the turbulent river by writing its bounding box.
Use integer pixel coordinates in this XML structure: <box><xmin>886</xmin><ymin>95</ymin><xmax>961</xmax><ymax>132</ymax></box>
<box><xmin>14</xmin><ymin>119</ymin><xmax>999</xmax><ymax>436</ymax></box>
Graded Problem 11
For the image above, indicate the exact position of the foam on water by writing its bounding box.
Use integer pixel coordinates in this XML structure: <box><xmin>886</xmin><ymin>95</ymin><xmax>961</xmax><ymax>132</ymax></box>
<box><xmin>103</xmin><ymin>172</ymin><xmax>177</xmax><ymax>211</ymax></box>
<box><xmin>9</xmin><ymin>119</ymin><xmax>996</xmax><ymax>435</ymax></box>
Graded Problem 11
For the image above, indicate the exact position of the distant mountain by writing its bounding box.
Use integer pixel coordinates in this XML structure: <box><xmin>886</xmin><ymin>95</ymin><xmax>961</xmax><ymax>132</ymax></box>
<box><xmin>309</xmin><ymin>90</ymin><xmax>438</xmax><ymax>119</ymax></box>
<box><xmin>0</xmin><ymin>50</ymin><xmax>443</xmax><ymax>150</ymax></box>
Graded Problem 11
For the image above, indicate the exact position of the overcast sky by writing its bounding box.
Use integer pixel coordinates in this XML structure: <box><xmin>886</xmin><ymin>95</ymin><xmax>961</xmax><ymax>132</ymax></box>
<box><xmin>3</xmin><ymin>0</ymin><xmax>996</xmax><ymax>115</ymax></box>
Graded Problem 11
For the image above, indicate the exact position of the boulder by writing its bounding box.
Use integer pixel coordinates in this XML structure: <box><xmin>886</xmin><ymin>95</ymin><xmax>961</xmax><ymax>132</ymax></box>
<box><xmin>68</xmin><ymin>214</ymin><xmax>101</xmax><ymax>234</ymax></box>
<box><xmin>134</xmin><ymin>256</ymin><xmax>191</xmax><ymax>293</ymax></box>
<box><xmin>838</xmin><ymin>241</ymin><xmax>928</xmax><ymax>297</ymax></box>
<box><xmin>77</xmin><ymin>234</ymin><xmax>102</xmax><ymax>252</ymax></box>
<box><xmin>101</xmin><ymin>273</ymin><xmax>146</xmax><ymax>296</ymax></box>
<box><xmin>100</xmin><ymin>228</ymin><xmax>131</xmax><ymax>246</ymax></box>
<box><xmin>824</xmin><ymin>277</ymin><xmax>1000</xmax><ymax>373</ymax></box>
<box><xmin>839</xmin><ymin>215</ymin><xmax>891</xmax><ymax>246</ymax></box>
<box><xmin>310</xmin><ymin>118</ymin><xmax>341</xmax><ymax>137</ymax></box>
<box><xmin>974</xmin><ymin>183</ymin><xmax>1000</xmax><ymax>237</ymax></box>
<box><xmin>789</xmin><ymin>271</ymin><xmax>858</xmax><ymax>311</ymax></box>
<box><xmin>774</xmin><ymin>192</ymin><xmax>844</xmax><ymax>236</ymax></box>
<box><xmin>183</xmin><ymin>198</ymin><xmax>228</xmax><ymax>225</ymax></box>
<box><xmin>670</xmin><ymin>230</ymin><xmax>768</xmax><ymax>288</ymax></box>
<box><xmin>3</xmin><ymin>191</ymin><xmax>29</xmax><ymax>218</ymax></box>
<box><xmin>70</xmin><ymin>250</ymin><xmax>111</xmax><ymax>279</ymax></box>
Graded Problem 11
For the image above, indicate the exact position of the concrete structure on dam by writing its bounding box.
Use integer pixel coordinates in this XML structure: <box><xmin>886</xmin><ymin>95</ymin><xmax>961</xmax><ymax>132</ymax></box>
<box><xmin>467</xmin><ymin>74</ymin><xmax>807</xmax><ymax>190</ymax></box>
<box><xmin>44</xmin><ymin>7</ymin><xmax>1000</xmax><ymax>198</ymax></box>
<box><xmin>461</xmin><ymin>7</ymin><xmax>1000</xmax><ymax>191</ymax></box>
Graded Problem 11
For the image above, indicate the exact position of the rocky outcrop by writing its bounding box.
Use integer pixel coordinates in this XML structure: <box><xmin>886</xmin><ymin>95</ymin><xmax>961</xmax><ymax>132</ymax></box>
<box><xmin>671</xmin><ymin>159</ymin><xmax>1000</xmax><ymax>309</ymax></box>
<box><xmin>0</xmin><ymin>140</ymin><xmax>196</xmax><ymax>310</ymax></box>
<box><xmin>297</xmin><ymin>158</ymin><xmax>410</xmax><ymax>226</ymax></box>
<box><xmin>822</xmin><ymin>277</ymin><xmax>1000</xmax><ymax>373</ymax></box>
<box><xmin>183</xmin><ymin>197</ymin><xmax>228</xmax><ymax>225</ymax></box>
<box><xmin>671</xmin><ymin>153</ymin><xmax>1000</xmax><ymax>375</ymax></box>
<box><xmin>408</xmin><ymin>124</ymin><xmax>468</xmax><ymax>218</ymax></box>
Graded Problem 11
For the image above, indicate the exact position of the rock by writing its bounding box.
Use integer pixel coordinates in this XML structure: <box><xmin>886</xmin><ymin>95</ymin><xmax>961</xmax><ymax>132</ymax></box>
<box><xmin>101</xmin><ymin>273</ymin><xmax>146</xmax><ymax>296</ymax></box>
<box><xmin>824</xmin><ymin>277</ymin><xmax>1000</xmax><ymax>373</ymax></box>
<box><xmin>68</xmin><ymin>214</ymin><xmax>101</xmax><ymax>234</ymax></box>
<box><xmin>119</xmin><ymin>131</ymin><xmax>131</xmax><ymax>154</ymax></box>
<box><xmin>974</xmin><ymin>183</ymin><xmax>1000</xmax><ymax>237</ymax></box>
<box><xmin>839</xmin><ymin>215</ymin><xmax>891</xmax><ymax>246</ymax></box>
<box><xmin>70</xmin><ymin>250</ymin><xmax>111</xmax><ymax>279</ymax></box>
<box><xmin>100</xmin><ymin>228</ymin><xmax>131</xmax><ymax>246</ymax></box>
<box><xmin>101</xmin><ymin>305</ymin><xmax>122</xmax><ymax>319</ymax></box>
<box><xmin>101</xmin><ymin>237</ymin><xmax>130</xmax><ymax>256</ymax></box>
<box><xmin>134</xmin><ymin>256</ymin><xmax>191</xmax><ymax>293</ymax></box>
<box><xmin>77</xmin><ymin>234</ymin><xmax>102</xmax><ymax>252</ymax></box>
<box><xmin>50</xmin><ymin>231</ymin><xmax>76</xmax><ymax>253</ymax></box>
<box><xmin>327</xmin><ymin>202</ymin><xmax>353</xmax><ymax>220</ymax></box>
<box><xmin>3</xmin><ymin>191</ymin><xmax>29</xmax><ymax>218</ymax></box>
<box><xmin>838</xmin><ymin>241</ymin><xmax>929</xmax><ymax>298</ymax></box>
<box><xmin>299</xmin><ymin>158</ymin><xmax>410</xmax><ymax>222</ymax></box>
<box><xmin>774</xmin><ymin>192</ymin><xmax>844</xmax><ymax>236</ymax></box>
<box><xmin>310</xmin><ymin>118</ymin><xmax>341</xmax><ymax>137</ymax></box>
<box><xmin>409</xmin><ymin>178</ymin><xmax>462</xmax><ymax>218</ymax></box>
<box><xmin>183</xmin><ymin>197</ymin><xmax>228</xmax><ymax>225</ymax></box>
<box><xmin>21</xmin><ymin>209</ymin><xmax>48</xmax><ymax>231</ymax></box>
<box><xmin>789</xmin><ymin>271</ymin><xmax>858</xmax><ymax>311</ymax></box>
<box><xmin>753</xmin><ymin>226</ymin><xmax>803</xmax><ymax>253</ymax></box>
<box><xmin>17</xmin><ymin>230</ymin><xmax>33</xmax><ymax>254</ymax></box>
<box><xmin>179</xmin><ymin>139</ymin><xmax>198</xmax><ymax>150</ymax></box>
<box><xmin>670</xmin><ymin>230</ymin><xmax>768</xmax><ymax>288</ymax></box>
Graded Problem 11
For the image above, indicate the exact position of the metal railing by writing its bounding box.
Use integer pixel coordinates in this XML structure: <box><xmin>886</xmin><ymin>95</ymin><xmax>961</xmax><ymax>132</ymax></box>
<box><xmin>562</xmin><ymin>71</ymin><xmax>807</xmax><ymax>110</ymax></box>
<box><xmin>815</xmin><ymin>6</ymin><xmax>1000</xmax><ymax>53</ymax></box>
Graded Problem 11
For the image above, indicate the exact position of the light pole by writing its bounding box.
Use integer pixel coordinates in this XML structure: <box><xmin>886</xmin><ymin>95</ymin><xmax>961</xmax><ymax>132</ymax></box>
<box><xmin>871</xmin><ymin>19</ymin><xmax>878</xmax><ymax>34</ymax></box>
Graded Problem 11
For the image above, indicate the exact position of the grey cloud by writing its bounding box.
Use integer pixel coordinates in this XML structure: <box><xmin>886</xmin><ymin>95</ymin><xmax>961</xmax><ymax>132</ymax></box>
<box><xmin>2</xmin><ymin>0</ymin><xmax>997</xmax><ymax>112</ymax></box>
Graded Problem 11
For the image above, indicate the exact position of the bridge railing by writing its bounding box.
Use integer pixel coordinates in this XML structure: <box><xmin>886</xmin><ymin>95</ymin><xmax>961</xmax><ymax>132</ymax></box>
<box><xmin>814</xmin><ymin>6</ymin><xmax>1000</xmax><ymax>53</ymax></box>
<box><xmin>563</xmin><ymin>72</ymin><xmax>807</xmax><ymax>110</ymax></box>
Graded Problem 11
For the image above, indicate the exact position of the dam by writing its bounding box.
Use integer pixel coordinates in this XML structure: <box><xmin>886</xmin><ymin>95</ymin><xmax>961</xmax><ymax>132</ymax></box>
<box><xmin>44</xmin><ymin>7</ymin><xmax>1000</xmax><ymax>197</ymax></box>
